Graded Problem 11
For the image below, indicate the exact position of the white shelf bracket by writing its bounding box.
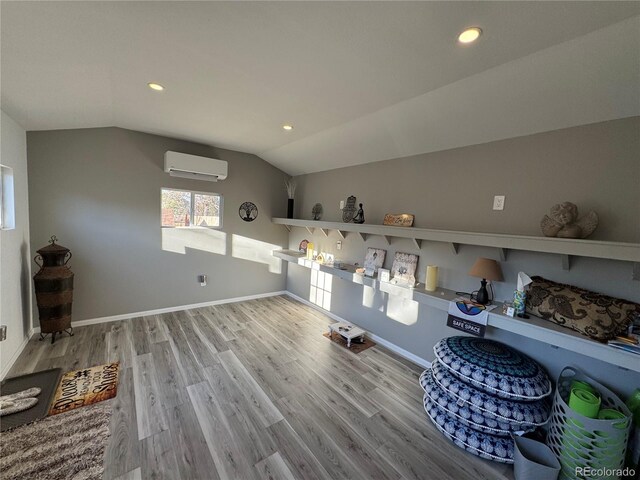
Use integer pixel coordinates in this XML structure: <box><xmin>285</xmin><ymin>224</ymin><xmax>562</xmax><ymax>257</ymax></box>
<box><xmin>320</xmin><ymin>228</ymin><xmax>329</xmax><ymax>237</ymax></box>
<box><xmin>382</xmin><ymin>235</ymin><xmax>392</xmax><ymax>245</ymax></box>
<box><xmin>498</xmin><ymin>248</ymin><xmax>508</xmax><ymax>261</ymax></box>
<box><xmin>633</xmin><ymin>263</ymin><xmax>640</xmax><ymax>281</ymax></box>
<box><xmin>283</xmin><ymin>224</ymin><xmax>291</xmax><ymax>232</ymax></box>
<box><xmin>357</xmin><ymin>232</ymin><xmax>367</xmax><ymax>242</ymax></box>
<box><xmin>561</xmin><ymin>254</ymin><xmax>571</xmax><ymax>271</ymax></box>
<box><xmin>449</xmin><ymin>243</ymin><xmax>459</xmax><ymax>255</ymax></box>
<box><xmin>412</xmin><ymin>238</ymin><xmax>422</xmax><ymax>250</ymax></box>
<box><xmin>336</xmin><ymin>230</ymin><xmax>346</xmax><ymax>239</ymax></box>
<box><xmin>305</xmin><ymin>226</ymin><xmax>314</xmax><ymax>235</ymax></box>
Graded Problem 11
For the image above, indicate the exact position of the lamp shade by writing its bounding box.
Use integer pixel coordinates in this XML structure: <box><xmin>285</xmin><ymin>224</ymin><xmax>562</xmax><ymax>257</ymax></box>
<box><xmin>468</xmin><ymin>257</ymin><xmax>503</xmax><ymax>281</ymax></box>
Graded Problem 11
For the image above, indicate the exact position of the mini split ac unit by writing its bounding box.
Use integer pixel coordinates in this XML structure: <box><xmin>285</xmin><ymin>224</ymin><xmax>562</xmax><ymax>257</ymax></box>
<box><xmin>164</xmin><ymin>151</ymin><xmax>228</xmax><ymax>182</ymax></box>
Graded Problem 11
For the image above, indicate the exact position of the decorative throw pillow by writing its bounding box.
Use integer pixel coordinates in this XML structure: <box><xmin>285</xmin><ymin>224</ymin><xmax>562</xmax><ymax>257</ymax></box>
<box><xmin>526</xmin><ymin>276</ymin><xmax>640</xmax><ymax>342</ymax></box>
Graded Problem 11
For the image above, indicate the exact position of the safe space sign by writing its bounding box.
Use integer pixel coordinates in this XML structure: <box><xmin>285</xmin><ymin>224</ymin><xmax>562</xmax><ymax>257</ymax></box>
<box><xmin>446</xmin><ymin>299</ymin><xmax>493</xmax><ymax>337</ymax></box>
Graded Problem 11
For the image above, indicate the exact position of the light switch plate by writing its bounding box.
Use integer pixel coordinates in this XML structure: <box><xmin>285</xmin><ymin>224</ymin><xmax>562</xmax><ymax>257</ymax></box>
<box><xmin>493</xmin><ymin>195</ymin><xmax>505</xmax><ymax>210</ymax></box>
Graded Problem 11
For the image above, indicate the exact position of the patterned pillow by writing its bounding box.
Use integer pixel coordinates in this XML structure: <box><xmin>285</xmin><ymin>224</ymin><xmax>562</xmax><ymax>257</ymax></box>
<box><xmin>424</xmin><ymin>362</ymin><xmax>549</xmax><ymax>428</ymax></box>
<box><xmin>526</xmin><ymin>276</ymin><xmax>640</xmax><ymax>342</ymax></box>
<box><xmin>421</xmin><ymin>369</ymin><xmax>522</xmax><ymax>436</ymax></box>
<box><xmin>433</xmin><ymin>337</ymin><xmax>552</xmax><ymax>401</ymax></box>
<box><xmin>423</xmin><ymin>395</ymin><xmax>514</xmax><ymax>463</ymax></box>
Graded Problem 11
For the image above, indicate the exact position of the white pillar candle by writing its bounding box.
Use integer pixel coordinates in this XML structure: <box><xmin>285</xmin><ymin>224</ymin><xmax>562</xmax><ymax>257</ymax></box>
<box><xmin>426</xmin><ymin>265</ymin><xmax>438</xmax><ymax>292</ymax></box>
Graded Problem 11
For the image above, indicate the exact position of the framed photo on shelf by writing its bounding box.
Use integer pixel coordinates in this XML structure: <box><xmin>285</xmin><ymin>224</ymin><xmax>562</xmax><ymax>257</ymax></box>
<box><xmin>391</xmin><ymin>252</ymin><xmax>419</xmax><ymax>278</ymax></box>
<box><xmin>364</xmin><ymin>248</ymin><xmax>386</xmax><ymax>273</ymax></box>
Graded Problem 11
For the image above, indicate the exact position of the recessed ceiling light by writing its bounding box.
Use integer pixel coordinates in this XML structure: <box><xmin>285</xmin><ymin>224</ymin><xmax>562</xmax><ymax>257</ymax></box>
<box><xmin>458</xmin><ymin>27</ymin><xmax>482</xmax><ymax>44</ymax></box>
<box><xmin>148</xmin><ymin>82</ymin><xmax>164</xmax><ymax>91</ymax></box>
<box><xmin>282</xmin><ymin>124</ymin><xmax>293</xmax><ymax>131</ymax></box>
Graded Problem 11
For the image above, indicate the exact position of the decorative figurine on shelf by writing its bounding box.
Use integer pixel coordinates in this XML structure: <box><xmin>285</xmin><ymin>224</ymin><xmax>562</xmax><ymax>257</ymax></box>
<box><xmin>540</xmin><ymin>202</ymin><xmax>598</xmax><ymax>239</ymax></box>
<box><xmin>342</xmin><ymin>196</ymin><xmax>357</xmax><ymax>222</ymax></box>
<box><xmin>312</xmin><ymin>203</ymin><xmax>323</xmax><ymax>221</ymax></box>
<box><xmin>352</xmin><ymin>203</ymin><xmax>365</xmax><ymax>224</ymax></box>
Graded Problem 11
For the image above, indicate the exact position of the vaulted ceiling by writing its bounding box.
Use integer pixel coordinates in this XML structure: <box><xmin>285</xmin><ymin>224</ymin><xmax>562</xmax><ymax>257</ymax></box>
<box><xmin>2</xmin><ymin>2</ymin><xmax>639</xmax><ymax>175</ymax></box>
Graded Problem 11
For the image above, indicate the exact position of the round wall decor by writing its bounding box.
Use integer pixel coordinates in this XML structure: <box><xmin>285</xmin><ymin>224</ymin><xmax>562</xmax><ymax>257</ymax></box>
<box><xmin>239</xmin><ymin>202</ymin><xmax>258</xmax><ymax>222</ymax></box>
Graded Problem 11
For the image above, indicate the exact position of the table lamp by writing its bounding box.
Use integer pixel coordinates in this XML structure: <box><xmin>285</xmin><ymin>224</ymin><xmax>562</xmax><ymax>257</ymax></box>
<box><xmin>468</xmin><ymin>257</ymin><xmax>503</xmax><ymax>305</ymax></box>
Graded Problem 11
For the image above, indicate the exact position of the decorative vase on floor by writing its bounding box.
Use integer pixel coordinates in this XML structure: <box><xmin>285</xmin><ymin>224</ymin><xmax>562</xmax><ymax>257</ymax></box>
<box><xmin>287</xmin><ymin>198</ymin><xmax>294</xmax><ymax>219</ymax></box>
<box><xmin>33</xmin><ymin>235</ymin><xmax>75</xmax><ymax>344</ymax></box>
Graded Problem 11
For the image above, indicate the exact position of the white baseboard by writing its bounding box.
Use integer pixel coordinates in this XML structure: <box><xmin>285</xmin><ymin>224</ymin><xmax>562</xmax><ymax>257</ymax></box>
<box><xmin>1</xmin><ymin>327</ymin><xmax>36</xmax><ymax>380</ymax></box>
<box><xmin>30</xmin><ymin>290</ymin><xmax>287</xmax><ymax>334</ymax></box>
<box><xmin>16</xmin><ymin>289</ymin><xmax>430</xmax><ymax>377</ymax></box>
<box><xmin>284</xmin><ymin>292</ymin><xmax>431</xmax><ymax>369</ymax></box>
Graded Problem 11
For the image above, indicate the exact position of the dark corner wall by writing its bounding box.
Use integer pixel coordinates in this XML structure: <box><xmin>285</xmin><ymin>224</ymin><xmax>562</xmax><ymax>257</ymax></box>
<box><xmin>27</xmin><ymin>127</ymin><xmax>289</xmax><ymax>322</ymax></box>
<box><xmin>286</xmin><ymin>117</ymin><xmax>640</xmax><ymax>395</ymax></box>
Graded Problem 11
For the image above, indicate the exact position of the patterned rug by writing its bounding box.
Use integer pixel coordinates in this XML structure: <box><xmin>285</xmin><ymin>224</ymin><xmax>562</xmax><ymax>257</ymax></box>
<box><xmin>0</xmin><ymin>402</ymin><xmax>112</xmax><ymax>480</ymax></box>
<box><xmin>323</xmin><ymin>331</ymin><xmax>376</xmax><ymax>353</ymax></box>
<box><xmin>49</xmin><ymin>363</ymin><xmax>119</xmax><ymax>416</ymax></box>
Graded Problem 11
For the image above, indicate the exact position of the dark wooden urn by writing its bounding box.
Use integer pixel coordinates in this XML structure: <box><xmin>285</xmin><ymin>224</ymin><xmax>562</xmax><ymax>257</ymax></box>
<box><xmin>33</xmin><ymin>235</ymin><xmax>74</xmax><ymax>343</ymax></box>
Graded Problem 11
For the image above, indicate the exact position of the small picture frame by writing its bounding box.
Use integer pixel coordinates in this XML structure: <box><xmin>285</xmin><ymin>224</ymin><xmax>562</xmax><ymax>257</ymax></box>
<box><xmin>502</xmin><ymin>303</ymin><xmax>516</xmax><ymax>317</ymax></box>
<box><xmin>364</xmin><ymin>248</ymin><xmax>386</xmax><ymax>273</ymax></box>
<box><xmin>378</xmin><ymin>268</ymin><xmax>390</xmax><ymax>282</ymax></box>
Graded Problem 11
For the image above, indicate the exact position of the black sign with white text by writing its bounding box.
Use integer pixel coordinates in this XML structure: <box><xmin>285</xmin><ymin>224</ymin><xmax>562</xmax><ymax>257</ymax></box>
<box><xmin>446</xmin><ymin>314</ymin><xmax>486</xmax><ymax>337</ymax></box>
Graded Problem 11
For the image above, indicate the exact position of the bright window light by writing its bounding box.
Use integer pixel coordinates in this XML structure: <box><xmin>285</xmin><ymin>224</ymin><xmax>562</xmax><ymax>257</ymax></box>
<box><xmin>0</xmin><ymin>165</ymin><xmax>15</xmax><ymax>230</ymax></box>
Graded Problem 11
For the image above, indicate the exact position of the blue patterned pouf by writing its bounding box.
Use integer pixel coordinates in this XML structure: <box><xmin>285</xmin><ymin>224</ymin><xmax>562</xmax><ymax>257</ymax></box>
<box><xmin>420</xmin><ymin>367</ymin><xmax>546</xmax><ymax>435</ymax></box>
<box><xmin>426</xmin><ymin>361</ymin><xmax>549</xmax><ymax>428</ymax></box>
<box><xmin>423</xmin><ymin>394</ymin><xmax>515</xmax><ymax>464</ymax></box>
<box><xmin>433</xmin><ymin>337</ymin><xmax>552</xmax><ymax>401</ymax></box>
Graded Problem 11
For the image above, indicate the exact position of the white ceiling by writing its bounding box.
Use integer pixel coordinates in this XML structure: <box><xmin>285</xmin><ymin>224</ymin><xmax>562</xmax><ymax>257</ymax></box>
<box><xmin>2</xmin><ymin>2</ymin><xmax>639</xmax><ymax>175</ymax></box>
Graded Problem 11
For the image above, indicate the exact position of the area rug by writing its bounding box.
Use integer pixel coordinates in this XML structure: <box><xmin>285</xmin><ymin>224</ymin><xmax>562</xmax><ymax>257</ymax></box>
<box><xmin>323</xmin><ymin>331</ymin><xmax>376</xmax><ymax>353</ymax></box>
<box><xmin>0</xmin><ymin>369</ymin><xmax>61</xmax><ymax>432</ymax></box>
<box><xmin>0</xmin><ymin>402</ymin><xmax>112</xmax><ymax>480</ymax></box>
<box><xmin>49</xmin><ymin>363</ymin><xmax>119</xmax><ymax>416</ymax></box>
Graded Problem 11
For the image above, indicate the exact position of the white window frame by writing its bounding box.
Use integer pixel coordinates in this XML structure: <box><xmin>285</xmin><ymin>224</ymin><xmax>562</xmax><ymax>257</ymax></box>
<box><xmin>161</xmin><ymin>187</ymin><xmax>223</xmax><ymax>229</ymax></box>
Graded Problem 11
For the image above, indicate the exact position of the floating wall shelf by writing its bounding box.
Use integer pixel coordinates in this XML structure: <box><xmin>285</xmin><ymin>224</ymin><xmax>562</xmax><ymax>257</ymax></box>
<box><xmin>273</xmin><ymin>249</ymin><xmax>639</xmax><ymax>373</ymax></box>
<box><xmin>272</xmin><ymin>218</ymin><xmax>640</xmax><ymax>277</ymax></box>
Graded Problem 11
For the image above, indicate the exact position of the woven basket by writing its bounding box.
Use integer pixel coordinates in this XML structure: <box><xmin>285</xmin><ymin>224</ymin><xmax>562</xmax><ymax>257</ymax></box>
<box><xmin>546</xmin><ymin>367</ymin><xmax>632</xmax><ymax>480</ymax></box>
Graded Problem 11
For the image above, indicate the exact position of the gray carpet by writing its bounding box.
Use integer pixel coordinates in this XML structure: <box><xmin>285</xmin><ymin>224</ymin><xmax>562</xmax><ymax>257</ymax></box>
<box><xmin>0</xmin><ymin>402</ymin><xmax>112</xmax><ymax>480</ymax></box>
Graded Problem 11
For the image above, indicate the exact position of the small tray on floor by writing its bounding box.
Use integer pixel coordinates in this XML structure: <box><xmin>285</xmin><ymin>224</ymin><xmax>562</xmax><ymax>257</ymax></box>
<box><xmin>0</xmin><ymin>368</ymin><xmax>62</xmax><ymax>432</ymax></box>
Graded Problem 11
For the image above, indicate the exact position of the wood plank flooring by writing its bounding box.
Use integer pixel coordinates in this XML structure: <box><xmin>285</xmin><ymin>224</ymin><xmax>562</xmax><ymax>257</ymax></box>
<box><xmin>8</xmin><ymin>295</ymin><xmax>514</xmax><ymax>480</ymax></box>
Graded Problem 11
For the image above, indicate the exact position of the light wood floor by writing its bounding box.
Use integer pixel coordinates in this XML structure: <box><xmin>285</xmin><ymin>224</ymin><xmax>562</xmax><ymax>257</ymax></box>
<box><xmin>9</xmin><ymin>295</ymin><xmax>513</xmax><ymax>480</ymax></box>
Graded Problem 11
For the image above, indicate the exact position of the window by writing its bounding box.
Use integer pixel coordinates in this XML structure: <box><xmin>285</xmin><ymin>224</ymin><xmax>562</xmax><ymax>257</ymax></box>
<box><xmin>0</xmin><ymin>165</ymin><xmax>15</xmax><ymax>230</ymax></box>
<box><xmin>161</xmin><ymin>188</ymin><xmax>222</xmax><ymax>228</ymax></box>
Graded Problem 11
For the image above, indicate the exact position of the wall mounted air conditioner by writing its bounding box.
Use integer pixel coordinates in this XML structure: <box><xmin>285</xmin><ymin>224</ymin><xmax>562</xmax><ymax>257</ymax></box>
<box><xmin>164</xmin><ymin>151</ymin><xmax>228</xmax><ymax>182</ymax></box>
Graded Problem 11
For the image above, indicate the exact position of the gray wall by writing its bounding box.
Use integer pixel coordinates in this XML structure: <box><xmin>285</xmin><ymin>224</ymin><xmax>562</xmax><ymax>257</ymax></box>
<box><xmin>288</xmin><ymin>117</ymin><xmax>640</xmax><ymax>396</ymax></box>
<box><xmin>27</xmin><ymin>127</ymin><xmax>289</xmax><ymax>322</ymax></box>
<box><xmin>0</xmin><ymin>110</ymin><xmax>32</xmax><ymax>378</ymax></box>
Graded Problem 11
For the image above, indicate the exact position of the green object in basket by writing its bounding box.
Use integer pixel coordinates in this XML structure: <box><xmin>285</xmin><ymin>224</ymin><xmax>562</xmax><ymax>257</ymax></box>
<box><xmin>571</xmin><ymin>380</ymin><xmax>599</xmax><ymax>397</ymax></box>
<box><xmin>626</xmin><ymin>389</ymin><xmax>640</xmax><ymax>425</ymax></box>
<box><xmin>598</xmin><ymin>408</ymin><xmax>627</xmax><ymax>429</ymax></box>
<box><xmin>569</xmin><ymin>388</ymin><xmax>601</xmax><ymax>418</ymax></box>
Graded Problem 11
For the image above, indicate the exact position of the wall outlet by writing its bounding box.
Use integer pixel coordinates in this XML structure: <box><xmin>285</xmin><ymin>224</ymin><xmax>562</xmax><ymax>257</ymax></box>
<box><xmin>198</xmin><ymin>274</ymin><xmax>207</xmax><ymax>286</ymax></box>
<box><xmin>493</xmin><ymin>195</ymin><xmax>505</xmax><ymax>211</ymax></box>
<box><xmin>336</xmin><ymin>240</ymin><xmax>342</xmax><ymax>250</ymax></box>
<box><xmin>0</xmin><ymin>325</ymin><xmax>6</xmax><ymax>341</ymax></box>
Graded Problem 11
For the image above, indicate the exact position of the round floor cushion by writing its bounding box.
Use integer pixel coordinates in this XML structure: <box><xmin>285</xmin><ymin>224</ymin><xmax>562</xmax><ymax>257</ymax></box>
<box><xmin>423</xmin><ymin>396</ymin><xmax>514</xmax><ymax>463</ymax></box>
<box><xmin>424</xmin><ymin>362</ymin><xmax>549</xmax><ymax>428</ymax></box>
<box><xmin>421</xmin><ymin>370</ymin><xmax>517</xmax><ymax>436</ymax></box>
<box><xmin>433</xmin><ymin>337</ymin><xmax>551</xmax><ymax>401</ymax></box>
